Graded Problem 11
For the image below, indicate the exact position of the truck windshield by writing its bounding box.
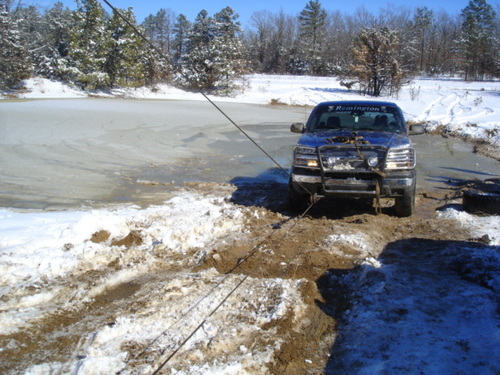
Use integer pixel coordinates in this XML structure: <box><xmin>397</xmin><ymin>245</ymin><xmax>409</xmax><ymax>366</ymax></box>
<box><xmin>307</xmin><ymin>104</ymin><xmax>405</xmax><ymax>134</ymax></box>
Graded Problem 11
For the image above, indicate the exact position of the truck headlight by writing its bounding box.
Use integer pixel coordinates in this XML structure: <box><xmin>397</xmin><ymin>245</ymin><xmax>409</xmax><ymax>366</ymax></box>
<box><xmin>294</xmin><ymin>146</ymin><xmax>319</xmax><ymax>168</ymax></box>
<box><xmin>385</xmin><ymin>148</ymin><xmax>415</xmax><ymax>170</ymax></box>
<box><xmin>367</xmin><ymin>156</ymin><xmax>379</xmax><ymax>167</ymax></box>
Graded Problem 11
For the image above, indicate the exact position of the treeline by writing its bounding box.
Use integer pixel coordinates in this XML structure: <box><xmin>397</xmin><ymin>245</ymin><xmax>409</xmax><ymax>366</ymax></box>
<box><xmin>0</xmin><ymin>0</ymin><xmax>498</xmax><ymax>96</ymax></box>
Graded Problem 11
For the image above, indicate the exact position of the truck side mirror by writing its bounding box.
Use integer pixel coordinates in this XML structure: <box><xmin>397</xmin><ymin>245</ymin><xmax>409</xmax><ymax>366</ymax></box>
<box><xmin>291</xmin><ymin>122</ymin><xmax>305</xmax><ymax>133</ymax></box>
<box><xmin>409</xmin><ymin>124</ymin><xmax>425</xmax><ymax>135</ymax></box>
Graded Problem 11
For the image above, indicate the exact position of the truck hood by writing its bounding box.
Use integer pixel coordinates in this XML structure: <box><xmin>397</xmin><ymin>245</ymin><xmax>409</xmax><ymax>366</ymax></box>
<box><xmin>297</xmin><ymin>130</ymin><xmax>412</xmax><ymax>149</ymax></box>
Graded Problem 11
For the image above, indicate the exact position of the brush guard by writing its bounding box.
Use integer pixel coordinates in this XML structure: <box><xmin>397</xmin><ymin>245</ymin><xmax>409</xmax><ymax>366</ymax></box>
<box><xmin>317</xmin><ymin>132</ymin><xmax>387</xmax><ymax>214</ymax></box>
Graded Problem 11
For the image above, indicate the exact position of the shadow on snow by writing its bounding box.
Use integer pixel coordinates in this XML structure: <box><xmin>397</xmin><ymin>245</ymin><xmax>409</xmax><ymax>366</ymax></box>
<box><xmin>316</xmin><ymin>238</ymin><xmax>499</xmax><ymax>375</ymax></box>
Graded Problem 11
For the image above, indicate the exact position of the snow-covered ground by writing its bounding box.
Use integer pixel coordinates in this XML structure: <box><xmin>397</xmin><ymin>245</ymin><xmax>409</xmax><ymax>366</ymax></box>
<box><xmin>1</xmin><ymin>75</ymin><xmax>499</xmax><ymax>374</ymax></box>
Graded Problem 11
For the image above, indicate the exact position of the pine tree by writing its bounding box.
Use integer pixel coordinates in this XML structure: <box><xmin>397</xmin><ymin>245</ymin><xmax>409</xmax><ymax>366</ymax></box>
<box><xmin>298</xmin><ymin>0</ymin><xmax>327</xmax><ymax>75</ymax></box>
<box><xmin>105</xmin><ymin>8</ymin><xmax>146</xmax><ymax>87</ymax></box>
<box><xmin>0</xmin><ymin>4</ymin><xmax>31</xmax><ymax>89</ymax></box>
<box><xmin>142</xmin><ymin>8</ymin><xmax>175</xmax><ymax>54</ymax></box>
<box><xmin>67</xmin><ymin>0</ymin><xmax>109</xmax><ymax>89</ymax></box>
<box><xmin>39</xmin><ymin>2</ymin><xmax>73</xmax><ymax>79</ymax></box>
<box><xmin>172</xmin><ymin>14</ymin><xmax>191</xmax><ymax>68</ymax></box>
<box><xmin>142</xmin><ymin>8</ymin><xmax>176</xmax><ymax>85</ymax></box>
<box><xmin>180</xmin><ymin>8</ymin><xmax>246</xmax><ymax>94</ymax></box>
<box><xmin>459</xmin><ymin>0</ymin><xmax>497</xmax><ymax>80</ymax></box>
<box><xmin>212</xmin><ymin>7</ymin><xmax>246</xmax><ymax>94</ymax></box>
<box><xmin>350</xmin><ymin>27</ymin><xmax>404</xmax><ymax>97</ymax></box>
<box><xmin>180</xmin><ymin>10</ymin><xmax>214</xmax><ymax>89</ymax></box>
<box><xmin>11</xmin><ymin>6</ymin><xmax>44</xmax><ymax>59</ymax></box>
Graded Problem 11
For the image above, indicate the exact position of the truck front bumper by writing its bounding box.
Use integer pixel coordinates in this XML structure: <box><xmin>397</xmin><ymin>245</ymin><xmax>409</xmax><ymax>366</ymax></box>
<box><xmin>290</xmin><ymin>169</ymin><xmax>416</xmax><ymax>198</ymax></box>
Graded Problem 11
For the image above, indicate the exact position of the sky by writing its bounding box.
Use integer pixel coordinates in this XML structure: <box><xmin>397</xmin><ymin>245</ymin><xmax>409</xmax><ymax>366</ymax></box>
<box><xmin>34</xmin><ymin>0</ymin><xmax>487</xmax><ymax>27</ymax></box>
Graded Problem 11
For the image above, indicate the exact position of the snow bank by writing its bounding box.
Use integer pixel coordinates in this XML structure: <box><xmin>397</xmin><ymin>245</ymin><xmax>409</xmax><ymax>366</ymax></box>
<box><xmin>20</xmin><ymin>77</ymin><xmax>87</xmax><ymax>98</ymax></box>
<box><xmin>0</xmin><ymin>192</ymin><xmax>244</xmax><ymax>334</ymax></box>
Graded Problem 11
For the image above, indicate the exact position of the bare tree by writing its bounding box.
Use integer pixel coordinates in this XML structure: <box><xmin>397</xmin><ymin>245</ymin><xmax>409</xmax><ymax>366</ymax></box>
<box><xmin>246</xmin><ymin>10</ymin><xmax>297</xmax><ymax>74</ymax></box>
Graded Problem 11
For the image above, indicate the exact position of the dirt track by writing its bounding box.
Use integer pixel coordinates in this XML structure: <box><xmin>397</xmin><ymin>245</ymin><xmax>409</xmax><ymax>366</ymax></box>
<box><xmin>1</xmin><ymin>177</ymin><xmax>497</xmax><ymax>374</ymax></box>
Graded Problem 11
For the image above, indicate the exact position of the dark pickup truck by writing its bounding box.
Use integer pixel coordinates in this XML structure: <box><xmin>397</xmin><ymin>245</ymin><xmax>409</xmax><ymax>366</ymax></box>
<box><xmin>289</xmin><ymin>100</ymin><xmax>424</xmax><ymax>216</ymax></box>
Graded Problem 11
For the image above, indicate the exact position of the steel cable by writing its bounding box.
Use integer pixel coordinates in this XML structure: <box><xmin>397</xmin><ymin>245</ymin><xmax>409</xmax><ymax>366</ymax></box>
<box><xmin>93</xmin><ymin>1</ymin><xmax>319</xmax><ymax>372</ymax></box>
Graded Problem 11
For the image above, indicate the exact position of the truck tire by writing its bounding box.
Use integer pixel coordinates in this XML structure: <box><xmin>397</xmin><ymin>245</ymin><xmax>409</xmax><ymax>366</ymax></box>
<box><xmin>463</xmin><ymin>189</ymin><xmax>500</xmax><ymax>215</ymax></box>
<box><xmin>394</xmin><ymin>187</ymin><xmax>415</xmax><ymax>217</ymax></box>
<box><xmin>288</xmin><ymin>178</ymin><xmax>309</xmax><ymax>213</ymax></box>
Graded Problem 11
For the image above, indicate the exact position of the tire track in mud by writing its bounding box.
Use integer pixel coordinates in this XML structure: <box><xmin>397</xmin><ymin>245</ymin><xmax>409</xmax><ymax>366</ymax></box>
<box><xmin>0</xmin><ymin>182</ymin><xmax>493</xmax><ymax>375</ymax></box>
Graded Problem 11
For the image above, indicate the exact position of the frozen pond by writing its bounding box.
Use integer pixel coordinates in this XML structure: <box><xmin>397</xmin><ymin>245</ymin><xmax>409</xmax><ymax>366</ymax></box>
<box><xmin>0</xmin><ymin>99</ymin><xmax>304</xmax><ymax>209</ymax></box>
<box><xmin>0</xmin><ymin>99</ymin><xmax>498</xmax><ymax>209</ymax></box>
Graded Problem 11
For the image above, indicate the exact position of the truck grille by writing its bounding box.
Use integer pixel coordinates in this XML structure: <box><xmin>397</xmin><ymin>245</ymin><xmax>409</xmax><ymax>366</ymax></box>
<box><xmin>318</xmin><ymin>145</ymin><xmax>386</xmax><ymax>172</ymax></box>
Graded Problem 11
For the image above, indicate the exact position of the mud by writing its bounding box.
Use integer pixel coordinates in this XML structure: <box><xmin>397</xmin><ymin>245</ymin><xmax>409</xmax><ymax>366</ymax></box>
<box><xmin>0</xmin><ymin>178</ymin><xmax>496</xmax><ymax>374</ymax></box>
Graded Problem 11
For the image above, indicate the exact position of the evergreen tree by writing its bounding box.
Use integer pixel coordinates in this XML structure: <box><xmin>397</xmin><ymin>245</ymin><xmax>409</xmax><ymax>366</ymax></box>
<box><xmin>350</xmin><ymin>27</ymin><xmax>404</xmax><ymax>96</ymax></box>
<box><xmin>172</xmin><ymin>13</ymin><xmax>191</xmax><ymax>68</ymax></box>
<box><xmin>105</xmin><ymin>8</ymin><xmax>146</xmax><ymax>87</ymax></box>
<box><xmin>67</xmin><ymin>0</ymin><xmax>109</xmax><ymax>89</ymax></box>
<box><xmin>211</xmin><ymin>7</ymin><xmax>246</xmax><ymax>94</ymax></box>
<box><xmin>178</xmin><ymin>8</ymin><xmax>246</xmax><ymax>93</ymax></box>
<box><xmin>181</xmin><ymin>10</ymin><xmax>214</xmax><ymax>89</ymax></box>
<box><xmin>298</xmin><ymin>0</ymin><xmax>327</xmax><ymax>74</ymax></box>
<box><xmin>11</xmin><ymin>6</ymin><xmax>44</xmax><ymax>58</ymax></box>
<box><xmin>459</xmin><ymin>0</ymin><xmax>497</xmax><ymax>80</ymax></box>
<box><xmin>38</xmin><ymin>2</ymin><xmax>73</xmax><ymax>78</ymax></box>
<box><xmin>0</xmin><ymin>4</ymin><xmax>31</xmax><ymax>89</ymax></box>
<box><xmin>142</xmin><ymin>9</ymin><xmax>176</xmax><ymax>56</ymax></box>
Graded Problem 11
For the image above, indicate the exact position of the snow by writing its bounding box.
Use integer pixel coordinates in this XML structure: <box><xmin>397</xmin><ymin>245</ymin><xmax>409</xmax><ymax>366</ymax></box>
<box><xmin>1</xmin><ymin>75</ymin><xmax>499</xmax><ymax>374</ymax></box>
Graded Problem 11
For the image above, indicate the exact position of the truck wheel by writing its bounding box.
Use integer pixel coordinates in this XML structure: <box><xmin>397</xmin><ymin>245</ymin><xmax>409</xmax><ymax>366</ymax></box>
<box><xmin>288</xmin><ymin>179</ymin><xmax>308</xmax><ymax>213</ymax></box>
<box><xmin>395</xmin><ymin>187</ymin><xmax>415</xmax><ymax>217</ymax></box>
<box><xmin>463</xmin><ymin>189</ymin><xmax>500</xmax><ymax>215</ymax></box>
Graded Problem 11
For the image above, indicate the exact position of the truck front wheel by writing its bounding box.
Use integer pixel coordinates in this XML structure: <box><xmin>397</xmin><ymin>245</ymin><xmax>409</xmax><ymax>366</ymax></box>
<box><xmin>288</xmin><ymin>178</ymin><xmax>309</xmax><ymax>213</ymax></box>
<box><xmin>394</xmin><ymin>187</ymin><xmax>415</xmax><ymax>217</ymax></box>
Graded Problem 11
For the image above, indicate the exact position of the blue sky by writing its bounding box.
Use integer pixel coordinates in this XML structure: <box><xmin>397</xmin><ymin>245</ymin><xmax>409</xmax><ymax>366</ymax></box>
<box><xmin>38</xmin><ymin>0</ymin><xmax>485</xmax><ymax>26</ymax></box>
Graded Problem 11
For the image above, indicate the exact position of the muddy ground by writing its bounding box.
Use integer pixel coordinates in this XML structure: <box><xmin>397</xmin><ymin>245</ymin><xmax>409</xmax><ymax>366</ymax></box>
<box><xmin>2</xmin><ymin>175</ymin><xmax>496</xmax><ymax>374</ymax></box>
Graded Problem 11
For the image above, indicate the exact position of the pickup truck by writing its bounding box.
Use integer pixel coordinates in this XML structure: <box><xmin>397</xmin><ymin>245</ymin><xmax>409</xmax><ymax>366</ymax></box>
<box><xmin>289</xmin><ymin>100</ymin><xmax>424</xmax><ymax>216</ymax></box>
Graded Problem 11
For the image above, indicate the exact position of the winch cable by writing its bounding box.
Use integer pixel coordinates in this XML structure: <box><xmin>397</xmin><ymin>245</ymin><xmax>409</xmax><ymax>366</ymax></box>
<box><xmin>148</xmin><ymin>201</ymin><xmax>317</xmax><ymax>374</ymax></box>
<box><xmin>144</xmin><ymin>192</ymin><xmax>317</xmax><ymax>372</ymax></box>
<box><xmin>115</xmin><ymin>193</ymin><xmax>315</xmax><ymax>374</ymax></box>
<box><xmin>96</xmin><ymin>1</ymin><xmax>317</xmax><ymax>372</ymax></box>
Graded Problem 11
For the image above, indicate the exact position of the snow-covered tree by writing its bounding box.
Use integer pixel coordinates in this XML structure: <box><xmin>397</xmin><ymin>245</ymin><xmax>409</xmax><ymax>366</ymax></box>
<box><xmin>459</xmin><ymin>0</ymin><xmax>497</xmax><ymax>80</ymax></box>
<box><xmin>179</xmin><ymin>7</ymin><xmax>246</xmax><ymax>94</ymax></box>
<box><xmin>104</xmin><ymin>8</ymin><xmax>146</xmax><ymax>87</ymax></box>
<box><xmin>350</xmin><ymin>27</ymin><xmax>404</xmax><ymax>96</ymax></box>
<box><xmin>0</xmin><ymin>4</ymin><xmax>31</xmax><ymax>89</ymax></box>
<box><xmin>211</xmin><ymin>6</ymin><xmax>246</xmax><ymax>94</ymax></box>
<box><xmin>37</xmin><ymin>2</ymin><xmax>73</xmax><ymax>78</ymax></box>
<box><xmin>298</xmin><ymin>0</ymin><xmax>327</xmax><ymax>75</ymax></box>
<box><xmin>142</xmin><ymin>8</ymin><xmax>176</xmax><ymax>85</ymax></box>
<box><xmin>11</xmin><ymin>6</ymin><xmax>44</xmax><ymax>56</ymax></box>
<box><xmin>180</xmin><ymin>10</ymin><xmax>213</xmax><ymax>89</ymax></box>
<box><xmin>67</xmin><ymin>0</ymin><xmax>109</xmax><ymax>89</ymax></box>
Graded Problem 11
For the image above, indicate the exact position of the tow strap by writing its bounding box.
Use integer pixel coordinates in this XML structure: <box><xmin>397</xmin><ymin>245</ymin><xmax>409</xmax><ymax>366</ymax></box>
<box><xmin>325</xmin><ymin>133</ymin><xmax>386</xmax><ymax>214</ymax></box>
